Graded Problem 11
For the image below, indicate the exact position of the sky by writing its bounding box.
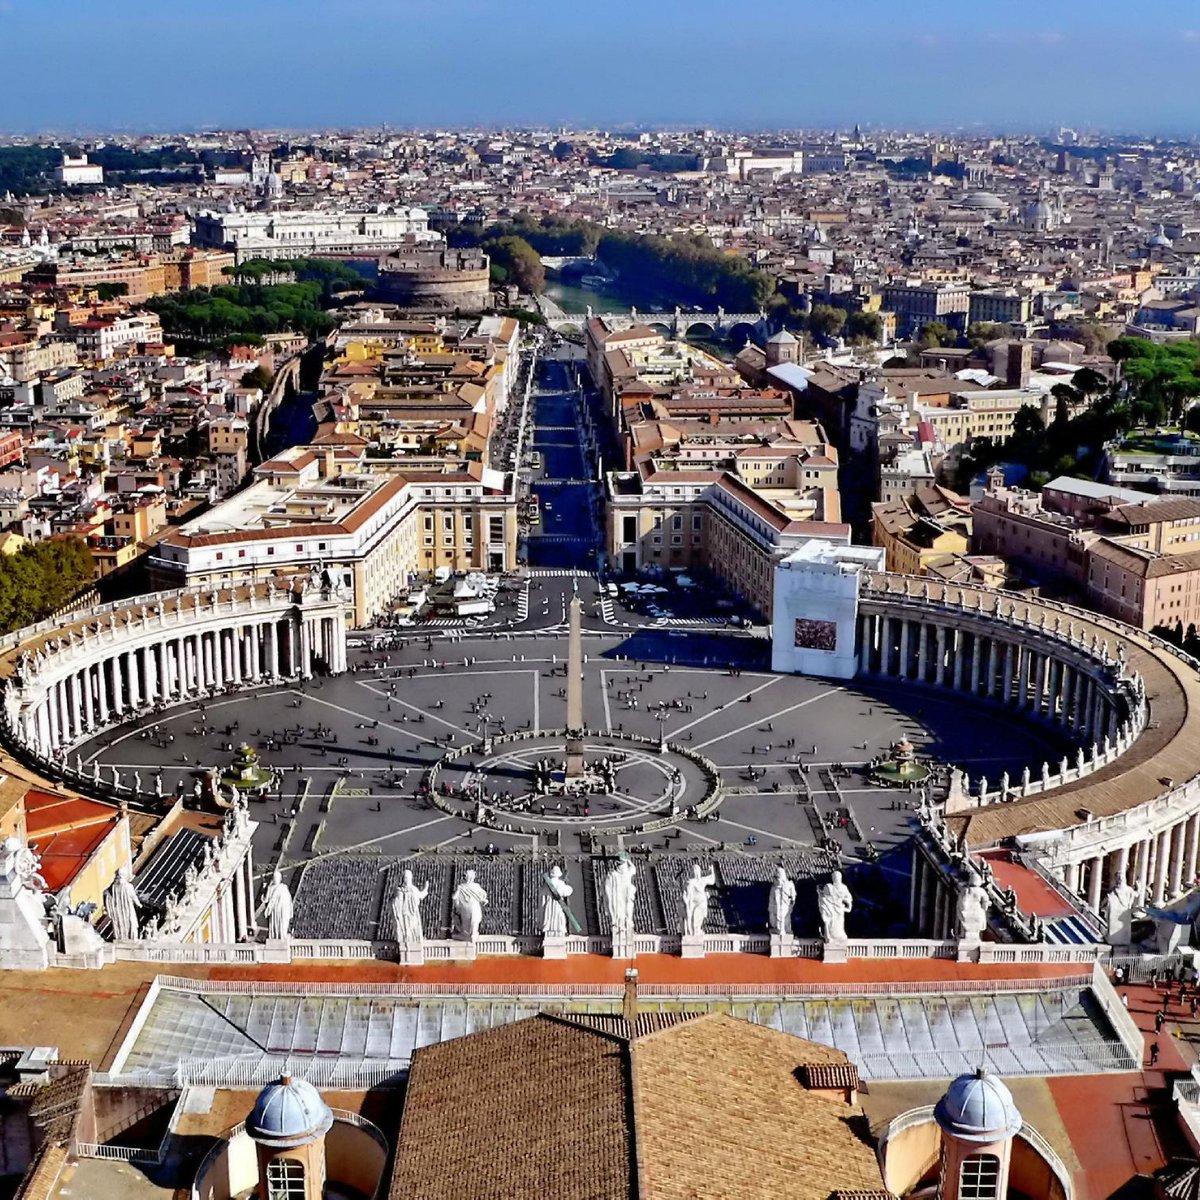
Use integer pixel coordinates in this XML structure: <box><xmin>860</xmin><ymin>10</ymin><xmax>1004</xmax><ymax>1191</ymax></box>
<box><xmin>2</xmin><ymin>0</ymin><xmax>1200</xmax><ymax>136</ymax></box>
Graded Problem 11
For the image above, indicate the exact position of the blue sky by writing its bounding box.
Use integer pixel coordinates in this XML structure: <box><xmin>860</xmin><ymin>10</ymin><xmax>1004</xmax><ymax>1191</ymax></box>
<box><xmin>3</xmin><ymin>0</ymin><xmax>1199</xmax><ymax>134</ymax></box>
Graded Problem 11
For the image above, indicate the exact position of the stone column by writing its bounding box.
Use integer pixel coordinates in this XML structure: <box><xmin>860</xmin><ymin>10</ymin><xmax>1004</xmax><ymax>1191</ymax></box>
<box><xmin>242</xmin><ymin>848</ymin><xmax>256</xmax><ymax>934</ymax></box>
<box><xmin>1153</xmin><ymin>829</ymin><xmax>1170</xmax><ymax>905</ymax></box>
<box><xmin>143</xmin><ymin>643</ymin><xmax>158</xmax><ymax>705</ymax></box>
<box><xmin>1087</xmin><ymin>856</ymin><xmax>1104</xmax><ymax>913</ymax></box>
<box><xmin>1001</xmin><ymin>643</ymin><xmax>1014</xmax><ymax>705</ymax></box>
<box><xmin>953</xmin><ymin>629</ymin><xmax>966</xmax><ymax>690</ymax></box>
<box><xmin>1064</xmin><ymin>862</ymin><xmax>1080</xmax><ymax>894</ymax></box>
<box><xmin>899</xmin><ymin>619</ymin><xmax>911</xmax><ymax>681</ymax></box>
<box><xmin>880</xmin><ymin>616</ymin><xmax>893</xmax><ymax>676</ymax></box>
<box><xmin>1187</xmin><ymin>815</ymin><xmax>1200</xmax><ymax>892</ymax></box>
<box><xmin>81</xmin><ymin>666</ymin><xmax>94</xmax><ymax>729</ymax></box>
<box><xmin>1070</xmin><ymin>670</ymin><xmax>1085</xmax><ymax>733</ymax></box>
<box><xmin>1170</xmin><ymin>823</ymin><xmax>1186</xmax><ymax>900</ymax></box>
<box><xmin>266</xmin><ymin>621</ymin><xmax>280</xmax><ymax>678</ymax></box>
<box><xmin>970</xmin><ymin>635</ymin><xmax>983</xmax><ymax>695</ymax></box>
<box><xmin>110</xmin><ymin>653</ymin><xmax>124</xmax><ymax>715</ymax></box>
<box><xmin>1032</xmin><ymin>653</ymin><xmax>1047</xmax><ymax>717</ymax></box>
<box><xmin>95</xmin><ymin>663</ymin><xmax>108</xmax><ymax>724</ymax></box>
<box><xmin>1017</xmin><ymin>646</ymin><xmax>1031</xmax><ymax>709</ymax></box>
<box><xmin>1132</xmin><ymin>835</ymin><xmax>1152</xmax><ymax>902</ymax></box>
<box><xmin>1045</xmin><ymin>659</ymin><xmax>1061</xmax><ymax>724</ymax></box>
<box><xmin>299</xmin><ymin>620</ymin><xmax>313</xmax><ymax>679</ymax></box>
<box><xmin>935</xmin><ymin>626</ymin><xmax>947</xmax><ymax>686</ymax></box>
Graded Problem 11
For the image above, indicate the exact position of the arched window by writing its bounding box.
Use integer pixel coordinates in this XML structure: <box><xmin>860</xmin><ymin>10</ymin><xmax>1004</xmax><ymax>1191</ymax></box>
<box><xmin>959</xmin><ymin>1153</ymin><xmax>1001</xmax><ymax>1200</ymax></box>
<box><xmin>266</xmin><ymin>1157</ymin><xmax>306</xmax><ymax>1199</ymax></box>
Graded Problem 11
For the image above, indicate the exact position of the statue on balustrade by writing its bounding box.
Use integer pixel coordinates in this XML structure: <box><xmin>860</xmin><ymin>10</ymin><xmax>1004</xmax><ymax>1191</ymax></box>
<box><xmin>817</xmin><ymin>870</ymin><xmax>853</xmax><ymax>942</ymax></box>
<box><xmin>604</xmin><ymin>856</ymin><xmax>637</xmax><ymax>939</ymax></box>
<box><xmin>956</xmin><ymin>870</ymin><xmax>989</xmax><ymax>941</ymax></box>
<box><xmin>541</xmin><ymin>865</ymin><xmax>576</xmax><ymax>937</ymax></box>
<box><xmin>768</xmin><ymin>866</ymin><xmax>796</xmax><ymax>936</ymax></box>
<box><xmin>452</xmin><ymin>869</ymin><xmax>488</xmax><ymax>942</ymax></box>
<box><xmin>683</xmin><ymin>862</ymin><xmax>716</xmax><ymax>937</ymax></box>
<box><xmin>103</xmin><ymin>866</ymin><xmax>142</xmax><ymax>942</ymax></box>
<box><xmin>393</xmin><ymin>869</ymin><xmax>429</xmax><ymax>950</ymax></box>
<box><xmin>263</xmin><ymin>869</ymin><xmax>293</xmax><ymax>941</ymax></box>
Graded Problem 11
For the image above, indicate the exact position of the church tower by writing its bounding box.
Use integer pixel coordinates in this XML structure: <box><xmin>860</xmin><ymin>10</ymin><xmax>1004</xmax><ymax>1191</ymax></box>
<box><xmin>246</xmin><ymin>1073</ymin><xmax>334</xmax><ymax>1200</ymax></box>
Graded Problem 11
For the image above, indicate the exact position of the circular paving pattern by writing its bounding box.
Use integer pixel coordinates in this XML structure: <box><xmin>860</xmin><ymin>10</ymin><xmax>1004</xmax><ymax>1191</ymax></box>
<box><xmin>428</xmin><ymin>730</ymin><xmax>719</xmax><ymax>834</ymax></box>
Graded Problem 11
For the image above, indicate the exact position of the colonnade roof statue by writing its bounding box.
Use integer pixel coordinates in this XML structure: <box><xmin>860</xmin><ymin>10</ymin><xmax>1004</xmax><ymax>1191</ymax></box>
<box><xmin>393</xmin><ymin>868</ymin><xmax>428</xmax><ymax>950</ymax></box>
<box><xmin>263</xmin><ymin>869</ymin><xmax>293</xmax><ymax>941</ymax></box>
<box><xmin>452</xmin><ymin>869</ymin><xmax>488</xmax><ymax>941</ymax></box>
<box><xmin>683</xmin><ymin>863</ymin><xmax>716</xmax><ymax>937</ymax></box>
<box><xmin>818</xmin><ymin>870</ymin><xmax>853</xmax><ymax>942</ymax></box>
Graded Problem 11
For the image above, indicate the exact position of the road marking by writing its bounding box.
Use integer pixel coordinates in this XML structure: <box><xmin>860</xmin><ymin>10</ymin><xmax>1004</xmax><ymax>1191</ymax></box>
<box><xmin>600</xmin><ymin>669</ymin><xmax>614</xmax><ymax>732</ymax></box>
<box><xmin>295</xmin><ymin>691</ymin><xmax>443</xmax><ymax>749</ymax></box>
<box><xmin>355</xmin><ymin>681</ymin><xmax>472</xmax><ymax>738</ymax></box>
<box><xmin>287</xmin><ymin>813</ymin><xmax>454</xmax><ymax>866</ymax></box>
<box><xmin>665</xmin><ymin>676</ymin><xmax>780</xmax><ymax>738</ymax></box>
<box><xmin>532</xmin><ymin>670</ymin><xmax>540</xmax><ymax>734</ymax></box>
<box><xmin>693</xmin><ymin>688</ymin><xmax>843</xmax><ymax>751</ymax></box>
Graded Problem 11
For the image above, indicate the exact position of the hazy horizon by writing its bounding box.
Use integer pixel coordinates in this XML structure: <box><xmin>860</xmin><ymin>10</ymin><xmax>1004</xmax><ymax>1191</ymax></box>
<box><xmin>2</xmin><ymin>0</ymin><xmax>1199</xmax><ymax>136</ymax></box>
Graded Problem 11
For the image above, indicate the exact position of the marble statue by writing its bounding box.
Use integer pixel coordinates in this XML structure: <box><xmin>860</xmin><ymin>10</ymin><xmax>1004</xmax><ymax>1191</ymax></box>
<box><xmin>1</xmin><ymin>837</ymin><xmax>46</xmax><ymax>892</ymax></box>
<box><xmin>263</xmin><ymin>870</ymin><xmax>293</xmax><ymax>940</ymax></box>
<box><xmin>452</xmin><ymin>869</ymin><xmax>488</xmax><ymax>941</ymax></box>
<box><xmin>154</xmin><ymin>772</ymin><xmax>163</xmax><ymax>799</ymax></box>
<box><xmin>957</xmin><ymin>871</ymin><xmax>989</xmax><ymax>941</ymax></box>
<box><xmin>103</xmin><ymin>866</ymin><xmax>142</xmax><ymax>941</ymax></box>
<box><xmin>392</xmin><ymin>869</ymin><xmax>428</xmax><ymax>950</ymax></box>
<box><xmin>1105</xmin><ymin>879</ymin><xmax>1139</xmax><ymax>946</ymax></box>
<box><xmin>133</xmin><ymin>771</ymin><xmax>142</xmax><ymax>795</ymax></box>
<box><xmin>768</xmin><ymin>866</ymin><xmax>796</xmax><ymax>936</ymax></box>
<box><xmin>75</xmin><ymin>754</ymin><xmax>82</xmax><ymax>774</ymax></box>
<box><xmin>110</xmin><ymin>766</ymin><xmax>121</xmax><ymax>789</ymax></box>
<box><xmin>817</xmin><ymin>870</ymin><xmax>853</xmax><ymax>942</ymax></box>
<box><xmin>682</xmin><ymin>863</ymin><xmax>716</xmax><ymax>937</ymax></box>
<box><xmin>604</xmin><ymin>856</ymin><xmax>637</xmax><ymax>938</ymax></box>
<box><xmin>541</xmin><ymin>865</ymin><xmax>574</xmax><ymax>937</ymax></box>
<box><xmin>229</xmin><ymin>785</ymin><xmax>241</xmax><ymax>808</ymax></box>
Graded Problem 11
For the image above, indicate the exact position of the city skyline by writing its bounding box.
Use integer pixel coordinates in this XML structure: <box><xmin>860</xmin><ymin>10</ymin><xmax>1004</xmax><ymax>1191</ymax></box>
<box><xmin>3</xmin><ymin>0</ymin><xmax>1200</xmax><ymax>135</ymax></box>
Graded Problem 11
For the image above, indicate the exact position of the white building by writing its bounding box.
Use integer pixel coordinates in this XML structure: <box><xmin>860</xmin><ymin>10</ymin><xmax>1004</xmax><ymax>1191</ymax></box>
<box><xmin>771</xmin><ymin>541</ymin><xmax>885</xmax><ymax>679</ymax></box>
<box><xmin>54</xmin><ymin>154</ymin><xmax>103</xmax><ymax>186</ymax></box>
<box><xmin>192</xmin><ymin>208</ymin><xmax>437</xmax><ymax>261</ymax></box>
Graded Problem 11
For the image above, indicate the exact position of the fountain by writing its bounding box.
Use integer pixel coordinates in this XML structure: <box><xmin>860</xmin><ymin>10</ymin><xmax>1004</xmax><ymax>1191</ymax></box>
<box><xmin>869</xmin><ymin>737</ymin><xmax>932</xmax><ymax>787</ymax></box>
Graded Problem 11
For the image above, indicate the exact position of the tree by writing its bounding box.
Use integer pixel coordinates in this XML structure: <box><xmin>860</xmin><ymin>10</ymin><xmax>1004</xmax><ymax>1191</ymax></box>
<box><xmin>917</xmin><ymin>321</ymin><xmax>955</xmax><ymax>350</ymax></box>
<box><xmin>240</xmin><ymin>365</ymin><xmax>273</xmax><ymax>392</ymax></box>
<box><xmin>0</xmin><ymin>538</ymin><xmax>93</xmax><ymax>634</ymax></box>
<box><xmin>482</xmin><ymin>235</ymin><xmax>546</xmax><ymax>295</ymax></box>
<box><xmin>808</xmin><ymin>305</ymin><xmax>847</xmax><ymax>340</ymax></box>
<box><xmin>845</xmin><ymin>310</ymin><xmax>882</xmax><ymax>343</ymax></box>
<box><xmin>95</xmin><ymin>282</ymin><xmax>128</xmax><ymax>301</ymax></box>
<box><xmin>1071</xmin><ymin>366</ymin><xmax>1107</xmax><ymax>401</ymax></box>
<box><xmin>1109</xmin><ymin>338</ymin><xmax>1200</xmax><ymax>425</ymax></box>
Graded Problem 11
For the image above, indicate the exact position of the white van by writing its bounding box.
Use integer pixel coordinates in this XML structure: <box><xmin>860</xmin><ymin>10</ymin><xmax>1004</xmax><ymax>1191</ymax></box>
<box><xmin>433</xmin><ymin>567</ymin><xmax>451</xmax><ymax>584</ymax></box>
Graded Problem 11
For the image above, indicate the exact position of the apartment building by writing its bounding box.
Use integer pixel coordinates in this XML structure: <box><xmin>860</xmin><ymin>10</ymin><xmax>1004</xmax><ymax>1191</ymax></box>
<box><xmin>879</xmin><ymin>281</ymin><xmax>970</xmax><ymax>336</ymax></box>
<box><xmin>870</xmin><ymin>485</ymin><xmax>973</xmax><ymax>576</ymax></box>
<box><xmin>605</xmin><ymin>419</ymin><xmax>846</xmax><ymax>616</ymax></box>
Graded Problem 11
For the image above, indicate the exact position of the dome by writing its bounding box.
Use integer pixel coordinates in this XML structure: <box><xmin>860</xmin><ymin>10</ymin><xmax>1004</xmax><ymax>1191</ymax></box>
<box><xmin>767</xmin><ymin>329</ymin><xmax>798</xmax><ymax>345</ymax></box>
<box><xmin>247</xmin><ymin>1074</ymin><xmax>334</xmax><ymax>1148</ymax></box>
<box><xmin>958</xmin><ymin>191</ymin><xmax>1005</xmax><ymax>211</ymax></box>
<box><xmin>934</xmin><ymin>1069</ymin><xmax>1022</xmax><ymax>1142</ymax></box>
<box><xmin>1026</xmin><ymin>200</ymin><xmax>1053</xmax><ymax>220</ymax></box>
<box><xmin>1148</xmin><ymin>224</ymin><xmax>1173</xmax><ymax>248</ymax></box>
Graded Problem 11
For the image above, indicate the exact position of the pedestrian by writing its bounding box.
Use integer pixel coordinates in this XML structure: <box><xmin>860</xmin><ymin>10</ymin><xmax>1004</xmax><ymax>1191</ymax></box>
<box><xmin>1155</xmin><ymin>1011</ymin><xmax>1164</xmax><ymax>1033</ymax></box>
<box><xmin>1149</xmin><ymin>1041</ymin><xmax>1160</xmax><ymax>1066</ymax></box>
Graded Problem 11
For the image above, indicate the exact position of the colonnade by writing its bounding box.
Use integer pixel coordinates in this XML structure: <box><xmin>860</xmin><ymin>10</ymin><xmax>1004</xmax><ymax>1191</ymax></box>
<box><xmin>3</xmin><ymin>583</ymin><xmax>349</xmax><ymax>764</ymax></box>
<box><xmin>1066</xmin><ymin>813</ymin><xmax>1200</xmax><ymax>912</ymax></box>
<box><xmin>857</xmin><ymin>608</ymin><xmax>1124</xmax><ymax>745</ymax></box>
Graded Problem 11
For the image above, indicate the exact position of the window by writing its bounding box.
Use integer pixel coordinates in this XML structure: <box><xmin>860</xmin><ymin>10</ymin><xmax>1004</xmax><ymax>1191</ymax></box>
<box><xmin>266</xmin><ymin>1158</ymin><xmax>305</xmax><ymax>1199</ymax></box>
<box><xmin>959</xmin><ymin>1154</ymin><xmax>1001</xmax><ymax>1200</ymax></box>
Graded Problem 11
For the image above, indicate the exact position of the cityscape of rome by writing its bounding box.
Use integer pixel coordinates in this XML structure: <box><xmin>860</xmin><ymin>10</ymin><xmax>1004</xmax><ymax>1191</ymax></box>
<box><xmin>3</xmin><ymin>1</ymin><xmax>1200</xmax><ymax>1198</ymax></box>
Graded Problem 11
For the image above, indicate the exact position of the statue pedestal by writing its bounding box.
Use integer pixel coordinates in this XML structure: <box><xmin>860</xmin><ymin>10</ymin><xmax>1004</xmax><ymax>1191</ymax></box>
<box><xmin>821</xmin><ymin>939</ymin><xmax>848</xmax><ymax>964</ymax></box>
<box><xmin>610</xmin><ymin>932</ymin><xmax>635</xmax><ymax>960</ymax></box>
<box><xmin>0</xmin><ymin>872</ymin><xmax>50</xmax><ymax>972</ymax></box>
<box><xmin>542</xmin><ymin>933</ymin><xmax>568</xmax><ymax>960</ymax></box>
<box><xmin>680</xmin><ymin>934</ymin><xmax>706</xmax><ymax>959</ymax></box>
<box><xmin>396</xmin><ymin>943</ymin><xmax>426</xmax><ymax>967</ymax></box>
<box><xmin>769</xmin><ymin>933</ymin><xmax>796</xmax><ymax>958</ymax></box>
<box><xmin>446</xmin><ymin>938</ymin><xmax>478</xmax><ymax>961</ymax></box>
<box><xmin>956</xmin><ymin>936</ymin><xmax>981</xmax><ymax>963</ymax></box>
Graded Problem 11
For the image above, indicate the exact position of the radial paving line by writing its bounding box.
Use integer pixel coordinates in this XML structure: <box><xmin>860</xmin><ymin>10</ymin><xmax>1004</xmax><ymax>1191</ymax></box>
<box><xmin>666</xmin><ymin>675</ymin><xmax>780</xmax><ymax>737</ymax></box>
<box><xmin>694</xmin><ymin>687</ymin><xmax>844</xmax><ymax>751</ymax></box>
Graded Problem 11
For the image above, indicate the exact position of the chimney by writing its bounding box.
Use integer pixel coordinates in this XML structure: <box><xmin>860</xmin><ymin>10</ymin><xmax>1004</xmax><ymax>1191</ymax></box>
<box><xmin>322</xmin><ymin>447</ymin><xmax>336</xmax><ymax>478</ymax></box>
<box><xmin>623</xmin><ymin>968</ymin><xmax>639</xmax><ymax>1029</ymax></box>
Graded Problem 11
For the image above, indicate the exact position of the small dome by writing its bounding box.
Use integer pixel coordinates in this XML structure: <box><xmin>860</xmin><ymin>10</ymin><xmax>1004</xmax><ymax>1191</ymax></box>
<box><xmin>935</xmin><ymin>1069</ymin><xmax>1022</xmax><ymax>1142</ymax></box>
<box><xmin>247</xmin><ymin>1074</ymin><xmax>334</xmax><ymax>1148</ymax></box>
<box><xmin>768</xmin><ymin>329</ymin><xmax>798</xmax><ymax>345</ymax></box>
<box><xmin>1026</xmin><ymin>200</ymin><xmax>1053</xmax><ymax>219</ymax></box>
<box><xmin>1148</xmin><ymin>224</ymin><xmax>1173</xmax><ymax>248</ymax></box>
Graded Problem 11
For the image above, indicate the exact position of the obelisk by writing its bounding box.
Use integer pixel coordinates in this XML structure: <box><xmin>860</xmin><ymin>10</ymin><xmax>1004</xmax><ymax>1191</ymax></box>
<box><xmin>565</xmin><ymin>580</ymin><xmax>584</xmax><ymax>777</ymax></box>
